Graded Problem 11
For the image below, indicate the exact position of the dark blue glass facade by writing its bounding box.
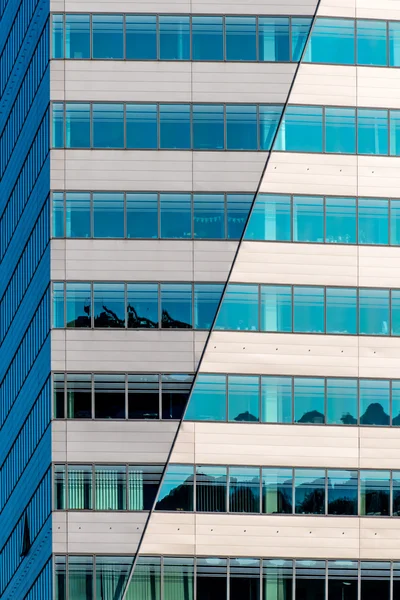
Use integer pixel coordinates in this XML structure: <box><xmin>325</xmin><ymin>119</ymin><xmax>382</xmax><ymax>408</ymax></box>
<box><xmin>0</xmin><ymin>0</ymin><xmax>52</xmax><ymax>598</ymax></box>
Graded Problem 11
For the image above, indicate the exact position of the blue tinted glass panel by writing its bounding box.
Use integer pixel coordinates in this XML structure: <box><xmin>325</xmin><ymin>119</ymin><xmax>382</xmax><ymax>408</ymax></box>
<box><xmin>160</xmin><ymin>193</ymin><xmax>192</xmax><ymax>238</ymax></box>
<box><xmin>276</xmin><ymin>106</ymin><xmax>323</xmax><ymax>153</ymax></box>
<box><xmin>161</xmin><ymin>283</ymin><xmax>192</xmax><ymax>329</ymax></box>
<box><xmin>293</xmin><ymin>196</ymin><xmax>324</xmax><ymax>243</ymax></box>
<box><xmin>392</xmin><ymin>382</ymin><xmax>400</xmax><ymax>426</ymax></box>
<box><xmin>305</xmin><ymin>18</ymin><xmax>355</xmax><ymax>64</ymax></box>
<box><xmin>391</xmin><ymin>290</ymin><xmax>400</xmax><ymax>336</ymax></box>
<box><xmin>258</xmin><ymin>18</ymin><xmax>290</xmax><ymax>62</ymax></box>
<box><xmin>390</xmin><ymin>110</ymin><xmax>400</xmax><ymax>156</ymax></box>
<box><xmin>228</xmin><ymin>375</ymin><xmax>259</xmax><ymax>422</ymax></box>
<box><xmin>227</xmin><ymin>194</ymin><xmax>253</xmax><ymax>239</ymax></box>
<box><xmin>194</xmin><ymin>284</ymin><xmax>224</xmax><ymax>329</ymax></box>
<box><xmin>325</xmin><ymin>108</ymin><xmax>356</xmax><ymax>154</ymax></box>
<box><xmin>294</xmin><ymin>378</ymin><xmax>325</xmax><ymax>424</ymax></box>
<box><xmin>327</xmin><ymin>470</ymin><xmax>358</xmax><ymax>515</ymax></box>
<box><xmin>194</xmin><ymin>194</ymin><xmax>225</xmax><ymax>239</ymax></box>
<box><xmin>185</xmin><ymin>374</ymin><xmax>227</xmax><ymax>421</ymax></box>
<box><xmin>261</xmin><ymin>376</ymin><xmax>292</xmax><ymax>424</ymax></box>
<box><xmin>359</xmin><ymin>289</ymin><xmax>390</xmax><ymax>335</ymax></box>
<box><xmin>325</xmin><ymin>197</ymin><xmax>356</xmax><ymax>244</ymax></box>
<box><xmin>52</xmin><ymin>103</ymin><xmax>64</xmax><ymax>148</ymax></box>
<box><xmin>66</xmin><ymin>192</ymin><xmax>91</xmax><ymax>238</ymax></box>
<box><xmin>259</xmin><ymin>105</ymin><xmax>283</xmax><ymax>150</ymax></box>
<box><xmin>229</xmin><ymin>467</ymin><xmax>260</xmax><ymax>513</ymax></box>
<box><xmin>193</xmin><ymin>104</ymin><xmax>224</xmax><ymax>150</ymax></box>
<box><xmin>192</xmin><ymin>16</ymin><xmax>223</xmax><ymax>60</ymax></box>
<box><xmin>66</xmin><ymin>283</ymin><xmax>91</xmax><ymax>328</ymax></box>
<box><xmin>326</xmin><ymin>287</ymin><xmax>357</xmax><ymax>334</ymax></box>
<box><xmin>293</xmin><ymin>287</ymin><xmax>324</xmax><ymax>333</ymax></box>
<box><xmin>127</xmin><ymin>283</ymin><xmax>159</xmax><ymax>329</ymax></box>
<box><xmin>155</xmin><ymin>465</ymin><xmax>194</xmax><ymax>511</ymax></box>
<box><xmin>360</xmin><ymin>380</ymin><xmax>390</xmax><ymax>426</ymax></box>
<box><xmin>66</xmin><ymin>14</ymin><xmax>90</xmax><ymax>59</ymax></box>
<box><xmin>226</xmin><ymin>17</ymin><xmax>256</xmax><ymax>61</ymax></box>
<box><xmin>93</xmin><ymin>103</ymin><xmax>124</xmax><ymax>148</ymax></box>
<box><xmin>126</xmin><ymin>193</ymin><xmax>158</xmax><ymax>239</ymax></box>
<box><xmin>215</xmin><ymin>284</ymin><xmax>259</xmax><ymax>331</ymax></box>
<box><xmin>360</xmin><ymin>471</ymin><xmax>390</xmax><ymax>516</ymax></box>
<box><xmin>358</xmin><ymin>198</ymin><xmax>389</xmax><ymax>245</ymax></box>
<box><xmin>196</xmin><ymin>466</ymin><xmax>227</xmax><ymax>513</ymax></box>
<box><xmin>53</xmin><ymin>283</ymin><xmax>65</xmax><ymax>328</ymax></box>
<box><xmin>245</xmin><ymin>194</ymin><xmax>291</xmax><ymax>241</ymax></box>
<box><xmin>226</xmin><ymin>105</ymin><xmax>257</xmax><ymax>150</ymax></box>
<box><xmin>391</xmin><ymin>200</ymin><xmax>400</xmax><ymax>246</ymax></box>
<box><xmin>126</xmin><ymin>15</ymin><xmax>157</xmax><ymax>59</ymax></box>
<box><xmin>261</xmin><ymin>285</ymin><xmax>292</xmax><ymax>332</ymax></box>
<box><xmin>357</xmin><ymin>19</ymin><xmax>387</xmax><ymax>66</ymax></box>
<box><xmin>159</xmin><ymin>16</ymin><xmax>190</xmax><ymax>60</ymax></box>
<box><xmin>52</xmin><ymin>193</ymin><xmax>64</xmax><ymax>237</ymax></box>
<box><xmin>66</xmin><ymin>103</ymin><xmax>91</xmax><ymax>148</ymax></box>
<box><xmin>357</xmin><ymin>109</ymin><xmax>388</xmax><ymax>155</ymax></box>
<box><xmin>389</xmin><ymin>22</ymin><xmax>400</xmax><ymax>67</ymax></box>
<box><xmin>326</xmin><ymin>378</ymin><xmax>358</xmax><ymax>425</ymax></box>
<box><xmin>160</xmin><ymin>104</ymin><xmax>191</xmax><ymax>149</ymax></box>
<box><xmin>291</xmin><ymin>18</ymin><xmax>313</xmax><ymax>61</ymax></box>
<box><xmin>93</xmin><ymin>283</ymin><xmax>125</xmax><ymax>328</ymax></box>
<box><xmin>126</xmin><ymin>104</ymin><xmax>157</xmax><ymax>149</ymax></box>
<box><xmin>262</xmin><ymin>469</ymin><xmax>293</xmax><ymax>514</ymax></box>
<box><xmin>92</xmin><ymin>14</ymin><xmax>123</xmax><ymax>59</ymax></box>
<box><xmin>52</xmin><ymin>15</ymin><xmax>64</xmax><ymax>59</ymax></box>
<box><xmin>295</xmin><ymin>469</ymin><xmax>325</xmax><ymax>514</ymax></box>
<box><xmin>93</xmin><ymin>192</ymin><xmax>124</xmax><ymax>238</ymax></box>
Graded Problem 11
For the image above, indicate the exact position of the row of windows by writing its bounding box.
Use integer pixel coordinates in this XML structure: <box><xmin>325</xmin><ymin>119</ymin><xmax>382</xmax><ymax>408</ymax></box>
<box><xmin>51</xmin><ymin>13</ymin><xmax>312</xmax><ymax>63</ymax></box>
<box><xmin>186</xmin><ymin>374</ymin><xmax>400</xmax><ymax>426</ymax></box>
<box><xmin>52</xmin><ymin>191</ymin><xmax>253</xmax><ymax>241</ymax></box>
<box><xmin>0</xmin><ymin>289</ymin><xmax>50</xmax><ymax>428</ymax></box>
<box><xmin>53</xmin><ymin>554</ymin><xmax>400</xmax><ymax>600</ymax></box>
<box><xmin>0</xmin><ymin>200</ymin><xmax>49</xmax><ymax>344</ymax></box>
<box><xmin>52</xmin><ymin>282</ymin><xmax>223</xmax><ymax>331</ymax></box>
<box><xmin>0</xmin><ymin>111</ymin><xmax>49</xmax><ymax>262</ymax></box>
<box><xmin>52</xmin><ymin>102</ymin><xmax>281</xmax><ymax>151</ymax></box>
<box><xmin>0</xmin><ymin>378</ymin><xmax>51</xmax><ymax>510</ymax></box>
<box><xmin>0</xmin><ymin>21</ymin><xmax>49</xmax><ymax>178</ymax></box>
<box><xmin>53</xmin><ymin>372</ymin><xmax>194</xmax><ymax>421</ymax></box>
<box><xmin>214</xmin><ymin>283</ymin><xmax>400</xmax><ymax>336</ymax></box>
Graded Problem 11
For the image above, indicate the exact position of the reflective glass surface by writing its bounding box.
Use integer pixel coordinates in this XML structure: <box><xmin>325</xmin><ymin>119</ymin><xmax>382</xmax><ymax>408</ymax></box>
<box><xmin>262</xmin><ymin>468</ymin><xmax>293</xmax><ymax>514</ymax></box>
<box><xmin>127</xmin><ymin>283</ymin><xmax>159</xmax><ymax>329</ymax></box>
<box><xmin>226</xmin><ymin>105</ymin><xmax>257</xmax><ymax>150</ymax></box>
<box><xmin>93</xmin><ymin>104</ymin><xmax>124</xmax><ymax>148</ymax></box>
<box><xmin>259</xmin><ymin>18</ymin><xmax>290</xmax><ymax>62</ymax></box>
<box><xmin>194</xmin><ymin>193</ymin><xmax>225</xmax><ymax>239</ymax></box>
<box><xmin>295</xmin><ymin>469</ymin><xmax>325</xmax><ymax>514</ymax></box>
<box><xmin>215</xmin><ymin>284</ymin><xmax>259</xmax><ymax>331</ymax></box>
<box><xmin>293</xmin><ymin>195</ymin><xmax>324</xmax><ymax>242</ymax></box>
<box><xmin>65</xmin><ymin>103</ymin><xmax>90</xmax><ymax>148</ymax></box>
<box><xmin>228</xmin><ymin>375</ymin><xmax>259</xmax><ymax>422</ymax></box>
<box><xmin>159</xmin><ymin>16</ymin><xmax>190</xmax><ymax>60</ymax></box>
<box><xmin>193</xmin><ymin>104</ymin><xmax>224</xmax><ymax>150</ymax></box>
<box><xmin>327</xmin><ymin>470</ymin><xmax>358</xmax><ymax>515</ymax></box>
<box><xmin>360</xmin><ymin>380</ymin><xmax>390</xmax><ymax>426</ymax></box>
<box><xmin>276</xmin><ymin>106</ymin><xmax>323</xmax><ymax>153</ymax></box>
<box><xmin>185</xmin><ymin>374</ymin><xmax>227</xmax><ymax>421</ymax></box>
<box><xmin>194</xmin><ymin>284</ymin><xmax>224</xmax><ymax>329</ymax></box>
<box><xmin>357</xmin><ymin>19</ymin><xmax>387</xmax><ymax>66</ymax></box>
<box><xmin>159</xmin><ymin>104</ymin><xmax>191</xmax><ymax>149</ymax></box>
<box><xmin>126</xmin><ymin>15</ymin><xmax>157</xmax><ymax>59</ymax></box>
<box><xmin>326</xmin><ymin>378</ymin><xmax>358</xmax><ymax>425</ymax></box>
<box><xmin>92</xmin><ymin>14</ymin><xmax>124</xmax><ymax>59</ymax></box>
<box><xmin>128</xmin><ymin>374</ymin><xmax>159</xmax><ymax>419</ymax></box>
<box><xmin>293</xmin><ymin>287</ymin><xmax>324</xmax><ymax>333</ymax></box>
<box><xmin>126</xmin><ymin>104</ymin><xmax>158</xmax><ymax>149</ymax></box>
<box><xmin>325</xmin><ymin>197</ymin><xmax>356</xmax><ymax>244</ymax></box>
<box><xmin>261</xmin><ymin>376</ymin><xmax>292</xmax><ymax>424</ymax></box>
<box><xmin>93</xmin><ymin>192</ymin><xmax>124</xmax><ymax>238</ymax></box>
<box><xmin>294</xmin><ymin>378</ymin><xmax>325</xmax><ymax>424</ymax></box>
<box><xmin>225</xmin><ymin>17</ymin><xmax>257</xmax><ymax>61</ymax></box>
<box><xmin>326</xmin><ymin>287</ymin><xmax>357</xmax><ymax>334</ymax></box>
<box><xmin>360</xmin><ymin>471</ymin><xmax>390</xmax><ymax>516</ymax></box>
<box><xmin>358</xmin><ymin>198</ymin><xmax>389</xmax><ymax>245</ymax></box>
<box><xmin>94</xmin><ymin>374</ymin><xmax>125</xmax><ymax>419</ymax></box>
<box><xmin>126</xmin><ymin>192</ymin><xmax>158</xmax><ymax>238</ymax></box>
<box><xmin>357</xmin><ymin>109</ymin><xmax>388</xmax><ymax>156</ymax></box>
<box><xmin>229</xmin><ymin>467</ymin><xmax>260</xmax><ymax>513</ymax></box>
<box><xmin>359</xmin><ymin>289</ymin><xmax>390</xmax><ymax>335</ymax></box>
<box><xmin>93</xmin><ymin>283</ymin><xmax>125</xmax><ymax>328</ymax></box>
<box><xmin>196</xmin><ymin>466</ymin><xmax>227</xmax><ymax>512</ymax></box>
<box><xmin>305</xmin><ymin>18</ymin><xmax>355</xmax><ymax>64</ymax></box>
<box><xmin>66</xmin><ymin>14</ymin><xmax>90</xmax><ymax>59</ymax></box>
<box><xmin>260</xmin><ymin>285</ymin><xmax>292</xmax><ymax>332</ymax></box>
<box><xmin>161</xmin><ymin>283</ymin><xmax>192</xmax><ymax>329</ymax></box>
<box><xmin>192</xmin><ymin>16</ymin><xmax>223</xmax><ymax>60</ymax></box>
<box><xmin>65</xmin><ymin>192</ymin><xmax>91</xmax><ymax>238</ymax></box>
<box><xmin>66</xmin><ymin>282</ymin><xmax>91</xmax><ymax>328</ymax></box>
<box><xmin>160</xmin><ymin>193</ymin><xmax>192</xmax><ymax>238</ymax></box>
<box><xmin>325</xmin><ymin>107</ymin><xmax>356</xmax><ymax>154</ymax></box>
<box><xmin>245</xmin><ymin>194</ymin><xmax>291</xmax><ymax>241</ymax></box>
<box><xmin>155</xmin><ymin>465</ymin><xmax>194</xmax><ymax>511</ymax></box>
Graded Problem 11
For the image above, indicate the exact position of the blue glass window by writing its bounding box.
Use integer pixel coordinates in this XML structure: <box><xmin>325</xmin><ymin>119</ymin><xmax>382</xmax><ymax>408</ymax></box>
<box><xmin>65</xmin><ymin>192</ymin><xmax>91</xmax><ymax>238</ymax></box>
<box><xmin>126</xmin><ymin>15</ymin><xmax>157</xmax><ymax>60</ymax></box>
<box><xmin>53</xmin><ymin>283</ymin><xmax>65</xmax><ymax>328</ymax></box>
<box><xmin>291</xmin><ymin>18</ymin><xmax>313</xmax><ymax>61</ymax></box>
<box><xmin>126</xmin><ymin>104</ymin><xmax>158</xmax><ymax>149</ymax></box>
<box><xmin>65</xmin><ymin>14</ymin><xmax>90</xmax><ymax>59</ymax></box>
<box><xmin>360</xmin><ymin>471</ymin><xmax>390</xmax><ymax>516</ymax></box>
<box><xmin>392</xmin><ymin>290</ymin><xmax>400</xmax><ymax>336</ymax></box>
<box><xmin>162</xmin><ymin>374</ymin><xmax>193</xmax><ymax>420</ymax></box>
<box><xmin>93</xmin><ymin>192</ymin><xmax>124</xmax><ymax>238</ymax></box>
<box><xmin>293</xmin><ymin>287</ymin><xmax>324</xmax><ymax>333</ymax></box>
<box><xmin>66</xmin><ymin>375</ymin><xmax>92</xmax><ymax>419</ymax></box>
<box><xmin>155</xmin><ymin>465</ymin><xmax>194</xmax><ymax>511</ymax></box>
<box><xmin>262</xmin><ymin>468</ymin><xmax>293</xmax><ymax>514</ymax></box>
<box><xmin>328</xmin><ymin>470</ymin><xmax>358</xmax><ymax>515</ymax></box>
<box><xmin>359</xmin><ymin>288</ymin><xmax>390</xmax><ymax>335</ymax></box>
<box><xmin>92</xmin><ymin>14</ymin><xmax>124</xmax><ymax>59</ymax></box>
<box><xmin>159</xmin><ymin>16</ymin><xmax>190</xmax><ymax>60</ymax></box>
<box><xmin>52</xmin><ymin>15</ymin><xmax>64</xmax><ymax>59</ymax></box>
<box><xmin>128</xmin><ymin>375</ymin><xmax>159</xmax><ymax>419</ymax></box>
<box><xmin>325</xmin><ymin>108</ymin><xmax>356</xmax><ymax>154</ymax></box>
<box><xmin>258</xmin><ymin>18</ymin><xmax>290</xmax><ymax>62</ymax></box>
<box><xmin>360</xmin><ymin>379</ymin><xmax>390</xmax><ymax>426</ymax></box>
<box><xmin>245</xmin><ymin>194</ymin><xmax>291</xmax><ymax>241</ymax></box>
<box><xmin>94</xmin><ymin>375</ymin><xmax>125</xmax><ymax>419</ymax></box>
<box><xmin>357</xmin><ymin>20</ymin><xmax>387</xmax><ymax>66</ymax></box>
<box><xmin>126</xmin><ymin>193</ymin><xmax>158</xmax><ymax>239</ymax></box>
<box><xmin>326</xmin><ymin>287</ymin><xmax>357</xmax><ymax>334</ymax></box>
<box><xmin>196</xmin><ymin>466</ymin><xmax>227</xmax><ymax>512</ymax></box>
<box><xmin>259</xmin><ymin>105</ymin><xmax>283</xmax><ymax>150</ymax></box>
<box><xmin>194</xmin><ymin>193</ymin><xmax>225</xmax><ymax>239</ymax></box>
<box><xmin>227</xmin><ymin>194</ymin><xmax>253</xmax><ymax>239</ymax></box>
<box><xmin>52</xmin><ymin>193</ymin><xmax>64</xmax><ymax>237</ymax></box>
<box><xmin>160</xmin><ymin>104</ymin><xmax>191</xmax><ymax>149</ymax></box>
<box><xmin>358</xmin><ymin>198</ymin><xmax>389</xmax><ymax>245</ymax></box>
<box><xmin>293</xmin><ymin>196</ymin><xmax>324</xmax><ymax>243</ymax></box>
<box><xmin>390</xmin><ymin>200</ymin><xmax>400</xmax><ymax>246</ymax></box>
<box><xmin>261</xmin><ymin>376</ymin><xmax>292</xmax><ymax>424</ymax></box>
<box><xmin>229</xmin><ymin>467</ymin><xmax>260</xmax><ymax>513</ymax></box>
<box><xmin>261</xmin><ymin>285</ymin><xmax>292</xmax><ymax>332</ymax></box>
<box><xmin>185</xmin><ymin>374</ymin><xmax>227</xmax><ymax>421</ymax></box>
<box><xmin>160</xmin><ymin>193</ymin><xmax>192</xmax><ymax>238</ymax></box>
<box><xmin>228</xmin><ymin>375</ymin><xmax>259</xmax><ymax>422</ymax></box>
<box><xmin>390</xmin><ymin>110</ymin><xmax>400</xmax><ymax>156</ymax></box>
<box><xmin>276</xmin><ymin>106</ymin><xmax>323</xmax><ymax>153</ymax></box>
<box><xmin>357</xmin><ymin>109</ymin><xmax>388</xmax><ymax>155</ymax></box>
<box><xmin>305</xmin><ymin>18</ymin><xmax>355</xmax><ymax>64</ymax></box>
<box><xmin>127</xmin><ymin>283</ymin><xmax>159</xmax><ymax>329</ymax></box>
<box><xmin>295</xmin><ymin>469</ymin><xmax>325</xmax><ymax>514</ymax></box>
<box><xmin>392</xmin><ymin>382</ymin><xmax>400</xmax><ymax>426</ymax></box>
<box><xmin>161</xmin><ymin>284</ymin><xmax>192</xmax><ymax>329</ymax></box>
<box><xmin>194</xmin><ymin>284</ymin><xmax>224</xmax><ymax>329</ymax></box>
<box><xmin>294</xmin><ymin>378</ymin><xmax>325</xmax><ymax>424</ymax></box>
<box><xmin>192</xmin><ymin>16</ymin><xmax>223</xmax><ymax>61</ymax></box>
<box><xmin>52</xmin><ymin>103</ymin><xmax>64</xmax><ymax>148</ymax></box>
<box><xmin>389</xmin><ymin>22</ymin><xmax>400</xmax><ymax>67</ymax></box>
<box><xmin>325</xmin><ymin>197</ymin><xmax>356</xmax><ymax>244</ymax></box>
<box><xmin>326</xmin><ymin>378</ymin><xmax>358</xmax><ymax>425</ymax></box>
<box><xmin>215</xmin><ymin>284</ymin><xmax>259</xmax><ymax>331</ymax></box>
<box><xmin>66</xmin><ymin>283</ymin><xmax>91</xmax><ymax>328</ymax></box>
<box><xmin>226</xmin><ymin>105</ymin><xmax>257</xmax><ymax>150</ymax></box>
<box><xmin>93</xmin><ymin>104</ymin><xmax>124</xmax><ymax>148</ymax></box>
<box><xmin>226</xmin><ymin>17</ymin><xmax>257</xmax><ymax>61</ymax></box>
<box><xmin>193</xmin><ymin>104</ymin><xmax>224</xmax><ymax>150</ymax></box>
<box><xmin>65</xmin><ymin>103</ymin><xmax>90</xmax><ymax>148</ymax></box>
<box><xmin>93</xmin><ymin>283</ymin><xmax>125</xmax><ymax>328</ymax></box>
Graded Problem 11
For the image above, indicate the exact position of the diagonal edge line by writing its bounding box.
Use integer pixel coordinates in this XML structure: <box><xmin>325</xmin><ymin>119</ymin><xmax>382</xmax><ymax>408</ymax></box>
<box><xmin>121</xmin><ymin>4</ymin><xmax>322</xmax><ymax>597</ymax></box>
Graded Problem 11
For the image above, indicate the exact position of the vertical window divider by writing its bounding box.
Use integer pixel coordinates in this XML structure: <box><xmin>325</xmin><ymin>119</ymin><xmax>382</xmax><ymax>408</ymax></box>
<box><xmin>192</xmin><ymin>282</ymin><xmax>195</xmax><ymax>330</ymax></box>
<box><xmin>158</xmin><ymin>282</ymin><xmax>161</xmax><ymax>330</ymax></box>
<box><xmin>193</xmin><ymin>556</ymin><xmax>197</xmax><ymax>600</ymax></box>
<box><xmin>291</xmin><ymin>376</ymin><xmax>295</xmax><ymax>425</ymax></box>
<box><xmin>63</xmin><ymin>282</ymin><xmax>66</xmax><ymax>328</ymax></box>
<box><xmin>64</xmin><ymin>372</ymin><xmax>67</xmax><ymax>420</ymax></box>
<box><xmin>226</xmin><ymin>465</ymin><xmax>230</xmax><ymax>513</ymax></box>
<box><xmin>258</xmin><ymin>465</ymin><xmax>262</xmax><ymax>514</ymax></box>
<box><xmin>390</xmin><ymin>469</ymin><xmax>393</xmax><ymax>516</ymax></box>
<box><xmin>90</xmin><ymin>192</ymin><xmax>94</xmax><ymax>238</ymax></box>
<box><xmin>160</xmin><ymin>555</ymin><xmax>165</xmax><ymax>600</ymax></box>
<box><xmin>223</xmin><ymin>103</ymin><xmax>227</xmax><ymax>150</ymax></box>
<box><xmin>324</xmin><ymin>378</ymin><xmax>327</xmax><ymax>425</ymax></box>
<box><xmin>123</xmin><ymin>103</ymin><xmax>127</xmax><ymax>149</ymax></box>
<box><xmin>158</xmin><ymin>373</ymin><xmax>162</xmax><ymax>421</ymax></box>
<box><xmin>322</xmin><ymin>106</ymin><xmax>326</xmax><ymax>153</ymax></box>
<box><xmin>63</xmin><ymin>191</ymin><xmax>67</xmax><ymax>240</ymax></box>
<box><xmin>258</xmin><ymin>375</ymin><xmax>262</xmax><ymax>425</ymax></box>
<box><xmin>390</xmin><ymin>379</ymin><xmax>393</xmax><ymax>426</ymax></box>
<box><xmin>291</xmin><ymin>285</ymin><xmax>294</xmax><ymax>333</ymax></box>
<box><xmin>323</xmin><ymin>286</ymin><xmax>327</xmax><ymax>333</ymax></box>
<box><xmin>324</xmin><ymin>560</ymin><xmax>329</xmax><ymax>600</ymax></box>
<box><xmin>91</xmin><ymin>373</ymin><xmax>95</xmax><ymax>420</ymax></box>
<box><xmin>190</xmin><ymin>104</ymin><xmax>193</xmax><ymax>149</ymax></box>
<box><xmin>323</xmin><ymin>195</ymin><xmax>326</xmax><ymax>242</ymax></box>
<box><xmin>357</xmin><ymin>469</ymin><xmax>361</xmax><ymax>517</ymax></box>
<box><xmin>390</xmin><ymin>288</ymin><xmax>393</xmax><ymax>338</ymax></box>
<box><xmin>388</xmin><ymin>108</ymin><xmax>391</xmax><ymax>156</ymax></box>
<box><xmin>91</xmin><ymin>463</ymin><xmax>95</xmax><ymax>510</ymax></box>
<box><xmin>123</xmin><ymin>192</ymin><xmax>127</xmax><ymax>239</ymax></box>
<box><xmin>292</xmin><ymin>467</ymin><xmax>295</xmax><ymax>515</ymax></box>
<box><xmin>157</xmin><ymin>192</ymin><xmax>161</xmax><ymax>239</ymax></box>
<box><xmin>193</xmin><ymin>463</ymin><xmax>197</xmax><ymax>512</ymax></box>
<box><xmin>256</xmin><ymin>104</ymin><xmax>260</xmax><ymax>150</ymax></box>
<box><xmin>226</xmin><ymin>557</ymin><xmax>230</xmax><ymax>600</ymax></box>
<box><xmin>65</xmin><ymin>461</ymin><xmax>69</xmax><ymax>510</ymax></box>
<box><xmin>325</xmin><ymin>468</ymin><xmax>328</xmax><ymax>515</ymax></box>
<box><xmin>225</xmin><ymin>374</ymin><xmax>229</xmax><ymax>423</ymax></box>
<box><xmin>126</xmin><ymin>463</ymin><xmax>129</xmax><ymax>512</ymax></box>
<box><xmin>90</xmin><ymin>281</ymin><xmax>94</xmax><ymax>328</ymax></box>
<box><xmin>124</xmin><ymin>282</ymin><xmax>127</xmax><ymax>329</ymax></box>
<box><xmin>258</xmin><ymin>283</ymin><xmax>261</xmax><ymax>331</ymax></box>
<box><xmin>89</xmin><ymin>102</ymin><xmax>93</xmax><ymax>149</ymax></box>
<box><xmin>191</xmin><ymin>192</ymin><xmax>194</xmax><ymax>240</ymax></box>
<box><xmin>125</xmin><ymin>372</ymin><xmax>128</xmax><ymax>420</ymax></box>
<box><xmin>157</xmin><ymin>103</ymin><xmax>160</xmax><ymax>150</ymax></box>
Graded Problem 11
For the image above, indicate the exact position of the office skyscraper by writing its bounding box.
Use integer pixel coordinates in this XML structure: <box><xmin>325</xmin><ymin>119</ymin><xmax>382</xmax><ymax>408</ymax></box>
<box><xmin>3</xmin><ymin>0</ymin><xmax>400</xmax><ymax>598</ymax></box>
